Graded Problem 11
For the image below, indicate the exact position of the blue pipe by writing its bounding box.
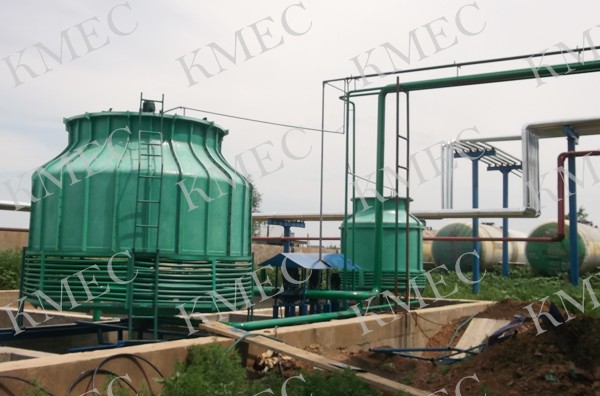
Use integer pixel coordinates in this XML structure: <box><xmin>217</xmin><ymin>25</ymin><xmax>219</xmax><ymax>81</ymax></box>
<box><xmin>567</xmin><ymin>136</ymin><xmax>579</xmax><ymax>286</ymax></box>
<box><xmin>472</xmin><ymin>159</ymin><xmax>481</xmax><ymax>294</ymax></box>
<box><xmin>502</xmin><ymin>170</ymin><xmax>509</xmax><ymax>277</ymax></box>
<box><xmin>283</xmin><ymin>225</ymin><xmax>291</xmax><ymax>253</ymax></box>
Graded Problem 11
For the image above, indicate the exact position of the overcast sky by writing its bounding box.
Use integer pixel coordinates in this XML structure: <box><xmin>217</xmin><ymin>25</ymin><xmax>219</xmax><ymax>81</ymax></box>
<box><xmin>1</xmin><ymin>1</ymin><xmax>600</xmax><ymax>241</ymax></box>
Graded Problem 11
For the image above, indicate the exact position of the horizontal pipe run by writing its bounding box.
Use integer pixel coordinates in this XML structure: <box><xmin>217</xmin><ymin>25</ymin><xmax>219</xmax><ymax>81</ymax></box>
<box><xmin>414</xmin><ymin>208</ymin><xmax>538</xmax><ymax>219</ymax></box>
<box><xmin>324</xmin><ymin>45</ymin><xmax>600</xmax><ymax>84</ymax></box>
<box><xmin>252</xmin><ymin>213</ymin><xmax>345</xmax><ymax>222</ymax></box>
<box><xmin>374</xmin><ymin>60</ymin><xmax>600</xmax><ymax>95</ymax></box>
<box><xmin>252</xmin><ymin>237</ymin><xmax>339</xmax><ymax>241</ymax></box>
<box><xmin>226</xmin><ymin>309</ymin><xmax>364</xmax><ymax>331</ymax></box>
<box><xmin>372</xmin><ymin>347</ymin><xmax>473</xmax><ymax>353</ymax></box>
<box><xmin>0</xmin><ymin>206</ymin><xmax>562</xmax><ymax>221</ymax></box>
<box><xmin>7</xmin><ymin>155</ymin><xmax>598</xmax><ymax>244</ymax></box>
<box><xmin>426</xmin><ymin>150</ymin><xmax>600</xmax><ymax>243</ymax></box>
<box><xmin>226</xmin><ymin>303</ymin><xmax>410</xmax><ymax>331</ymax></box>
<box><xmin>253</xmin><ymin>288</ymin><xmax>378</xmax><ymax>301</ymax></box>
<box><xmin>254</xmin><ymin>209</ymin><xmax>542</xmax><ymax>221</ymax></box>
<box><xmin>425</xmin><ymin>156</ymin><xmax>565</xmax><ymax>242</ymax></box>
<box><xmin>304</xmin><ymin>289</ymin><xmax>378</xmax><ymax>300</ymax></box>
<box><xmin>0</xmin><ymin>201</ymin><xmax>30</xmax><ymax>212</ymax></box>
<box><xmin>424</xmin><ymin>236</ymin><xmax>561</xmax><ymax>242</ymax></box>
<box><xmin>463</xmin><ymin>135</ymin><xmax>522</xmax><ymax>143</ymax></box>
<box><xmin>558</xmin><ymin>150</ymin><xmax>600</xmax><ymax>166</ymax></box>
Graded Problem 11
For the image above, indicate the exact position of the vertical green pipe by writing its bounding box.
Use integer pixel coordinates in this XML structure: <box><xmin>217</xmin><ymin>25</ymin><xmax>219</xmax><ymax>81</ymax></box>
<box><xmin>351</xmin><ymin>95</ymin><xmax>357</xmax><ymax>292</ymax></box>
<box><xmin>394</xmin><ymin>78</ymin><xmax>400</xmax><ymax>297</ymax></box>
<box><xmin>211</xmin><ymin>259</ymin><xmax>217</xmax><ymax>293</ymax></box>
<box><xmin>127</xmin><ymin>252</ymin><xmax>134</xmax><ymax>339</ymax></box>
<box><xmin>374</xmin><ymin>91</ymin><xmax>387</xmax><ymax>291</ymax></box>
<box><xmin>319</xmin><ymin>82</ymin><xmax>326</xmax><ymax>261</ymax></box>
<box><xmin>342</xmin><ymin>89</ymin><xmax>350</xmax><ymax>291</ymax></box>
<box><xmin>405</xmin><ymin>93</ymin><xmax>411</xmax><ymax>307</ymax></box>
<box><xmin>153</xmin><ymin>252</ymin><xmax>159</xmax><ymax>338</ymax></box>
<box><xmin>17</xmin><ymin>247</ymin><xmax>26</xmax><ymax>328</ymax></box>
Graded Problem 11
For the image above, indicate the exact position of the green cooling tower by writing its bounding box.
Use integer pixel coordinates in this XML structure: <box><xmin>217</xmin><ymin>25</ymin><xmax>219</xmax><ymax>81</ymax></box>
<box><xmin>341</xmin><ymin>197</ymin><xmax>425</xmax><ymax>291</ymax></box>
<box><xmin>23</xmin><ymin>109</ymin><xmax>253</xmax><ymax>316</ymax></box>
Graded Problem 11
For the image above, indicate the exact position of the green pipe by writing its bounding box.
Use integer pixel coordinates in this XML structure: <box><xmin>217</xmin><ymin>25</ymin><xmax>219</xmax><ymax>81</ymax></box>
<box><xmin>351</xmin><ymin>96</ymin><xmax>357</xmax><ymax>292</ymax></box>
<box><xmin>305</xmin><ymin>289</ymin><xmax>378</xmax><ymax>300</ymax></box>
<box><xmin>226</xmin><ymin>303</ymin><xmax>405</xmax><ymax>331</ymax></box>
<box><xmin>345</xmin><ymin>58</ymin><xmax>600</xmax><ymax>294</ymax></box>
<box><xmin>373</xmin><ymin>90</ymin><xmax>386</xmax><ymax>292</ymax></box>
<box><xmin>341</xmin><ymin>96</ymin><xmax>356</xmax><ymax>292</ymax></box>
<box><xmin>347</xmin><ymin>60</ymin><xmax>600</xmax><ymax>98</ymax></box>
<box><xmin>342</xmin><ymin>93</ymin><xmax>350</xmax><ymax>291</ymax></box>
<box><xmin>398</xmin><ymin>60</ymin><xmax>600</xmax><ymax>92</ymax></box>
<box><xmin>253</xmin><ymin>287</ymin><xmax>378</xmax><ymax>301</ymax></box>
<box><xmin>345</xmin><ymin>92</ymin><xmax>379</xmax><ymax>98</ymax></box>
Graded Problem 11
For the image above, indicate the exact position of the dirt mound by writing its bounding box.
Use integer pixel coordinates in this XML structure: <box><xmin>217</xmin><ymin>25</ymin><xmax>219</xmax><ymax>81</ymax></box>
<box><xmin>475</xmin><ymin>298</ymin><xmax>543</xmax><ymax>320</ymax></box>
<box><xmin>435</xmin><ymin>314</ymin><xmax>600</xmax><ymax>395</ymax></box>
<box><xmin>330</xmin><ymin>299</ymin><xmax>600</xmax><ymax>395</ymax></box>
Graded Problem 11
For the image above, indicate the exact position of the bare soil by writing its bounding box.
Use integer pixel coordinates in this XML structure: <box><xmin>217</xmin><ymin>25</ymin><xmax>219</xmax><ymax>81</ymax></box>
<box><xmin>327</xmin><ymin>299</ymin><xmax>600</xmax><ymax>395</ymax></box>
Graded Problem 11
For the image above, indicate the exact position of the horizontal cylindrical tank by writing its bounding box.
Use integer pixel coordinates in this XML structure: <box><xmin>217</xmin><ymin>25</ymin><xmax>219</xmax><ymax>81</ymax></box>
<box><xmin>526</xmin><ymin>221</ymin><xmax>600</xmax><ymax>275</ymax></box>
<box><xmin>422</xmin><ymin>228</ymin><xmax>436</xmax><ymax>267</ymax></box>
<box><xmin>341</xmin><ymin>197</ymin><xmax>424</xmax><ymax>291</ymax></box>
<box><xmin>431</xmin><ymin>222</ymin><xmax>526</xmax><ymax>271</ymax></box>
<box><xmin>23</xmin><ymin>110</ymin><xmax>253</xmax><ymax>314</ymax></box>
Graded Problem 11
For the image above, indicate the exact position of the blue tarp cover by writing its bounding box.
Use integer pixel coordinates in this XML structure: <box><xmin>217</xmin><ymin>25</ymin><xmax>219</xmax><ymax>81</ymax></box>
<box><xmin>258</xmin><ymin>253</ymin><xmax>361</xmax><ymax>271</ymax></box>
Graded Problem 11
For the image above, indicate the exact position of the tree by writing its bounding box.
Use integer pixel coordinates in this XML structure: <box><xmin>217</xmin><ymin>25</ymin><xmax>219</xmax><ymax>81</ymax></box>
<box><xmin>248</xmin><ymin>175</ymin><xmax>263</xmax><ymax>236</ymax></box>
<box><xmin>566</xmin><ymin>205</ymin><xmax>594</xmax><ymax>226</ymax></box>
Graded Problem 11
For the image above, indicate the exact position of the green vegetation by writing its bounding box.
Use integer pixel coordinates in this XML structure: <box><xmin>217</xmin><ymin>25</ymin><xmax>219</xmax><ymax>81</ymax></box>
<box><xmin>567</xmin><ymin>205</ymin><xmax>594</xmax><ymax>226</ymax></box>
<box><xmin>249</xmin><ymin>175</ymin><xmax>263</xmax><ymax>236</ymax></box>
<box><xmin>276</xmin><ymin>368</ymin><xmax>381</xmax><ymax>396</ymax></box>
<box><xmin>0</xmin><ymin>249</ymin><xmax>21</xmax><ymax>289</ymax></box>
<box><xmin>23</xmin><ymin>380</ymin><xmax>47</xmax><ymax>396</ymax></box>
<box><xmin>161</xmin><ymin>342</ymin><xmax>381</xmax><ymax>396</ymax></box>
<box><xmin>101</xmin><ymin>375</ymin><xmax>153</xmax><ymax>396</ymax></box>
<box><xmin>422</xmin><ymin>266</ymin><xmax>600</xmax><ymax>316</ymax></box>
<box><xmin>161</xmin><ymin>342</ymin><xmax>248</xmax><ymax>396</ymax></box>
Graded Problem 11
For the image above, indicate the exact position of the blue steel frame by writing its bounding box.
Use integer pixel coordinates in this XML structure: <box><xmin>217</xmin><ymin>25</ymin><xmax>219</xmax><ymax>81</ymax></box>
<box><xmin>487</xmin><ymin>163</ymin><xmax>523</xmax><ymax>277</ymax></box>
<box><xmin>266</xmin><ymin>219</ymin><xmax>306</xmax><ymax>253</ymax></box>
<box><xmin>454</xmin><ymin>148</ymin><xmax>495</xmax><ymax>293</ymax></box>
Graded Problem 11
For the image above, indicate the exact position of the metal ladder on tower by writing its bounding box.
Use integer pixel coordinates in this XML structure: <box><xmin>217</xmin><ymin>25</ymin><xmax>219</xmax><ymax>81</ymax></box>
<box><xmin>129</xmin><ymin>94</ymin><xmax>165</xmax><ymax>340</ymax></box>
<box><xmin>393</xmin><ymin>77</ymin><xmax>411</xmax><ymax>305</ymax></box>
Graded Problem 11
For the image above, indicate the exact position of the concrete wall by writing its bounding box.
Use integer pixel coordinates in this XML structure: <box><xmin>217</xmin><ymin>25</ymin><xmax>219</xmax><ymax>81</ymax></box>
<box><xmin>0</xmin><ymin>300</ymin><xmax>494</xmax><ymax>394</ymax></box>
<box><xmin>249</xmin><ymin>300</ymin><xmax>494</xmax><ymax>355</ymax></box>
<box><xmin>0</xmin><ymin>290</ymin><xmax>21</xmax><ymax>307</ymax></box>
<box><xmin>0</xmin><ymin>336</ymin><xmax>232</xmax><ymax>395</ymax></box>
<box><xmin>0</xmin><ymin>346</ymin><xmax>56</xmax><ymax>363</ymax></box>
<box><xmin>0</xmin><ymin>308</ymin><xmax>124</xmax><ymax>353</ymax></box>
<box><xmin>0</xmin><ymin>228</ymin><xmax>28</xmax><ymax>251</ymax></box>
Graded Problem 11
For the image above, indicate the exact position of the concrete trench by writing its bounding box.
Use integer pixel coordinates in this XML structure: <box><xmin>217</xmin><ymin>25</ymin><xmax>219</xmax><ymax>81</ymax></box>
<box><xmin>0</xmin><ymin>291</ymin><xmax>493</xmax><ymax>394</ymax></box>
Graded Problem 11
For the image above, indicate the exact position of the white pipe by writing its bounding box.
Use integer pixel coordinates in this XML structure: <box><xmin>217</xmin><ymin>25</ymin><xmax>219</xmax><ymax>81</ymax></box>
<box><xmin>0</xmin><ymin>201</ymin><xmax>30</xmax><ymax>212</ymax></box>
